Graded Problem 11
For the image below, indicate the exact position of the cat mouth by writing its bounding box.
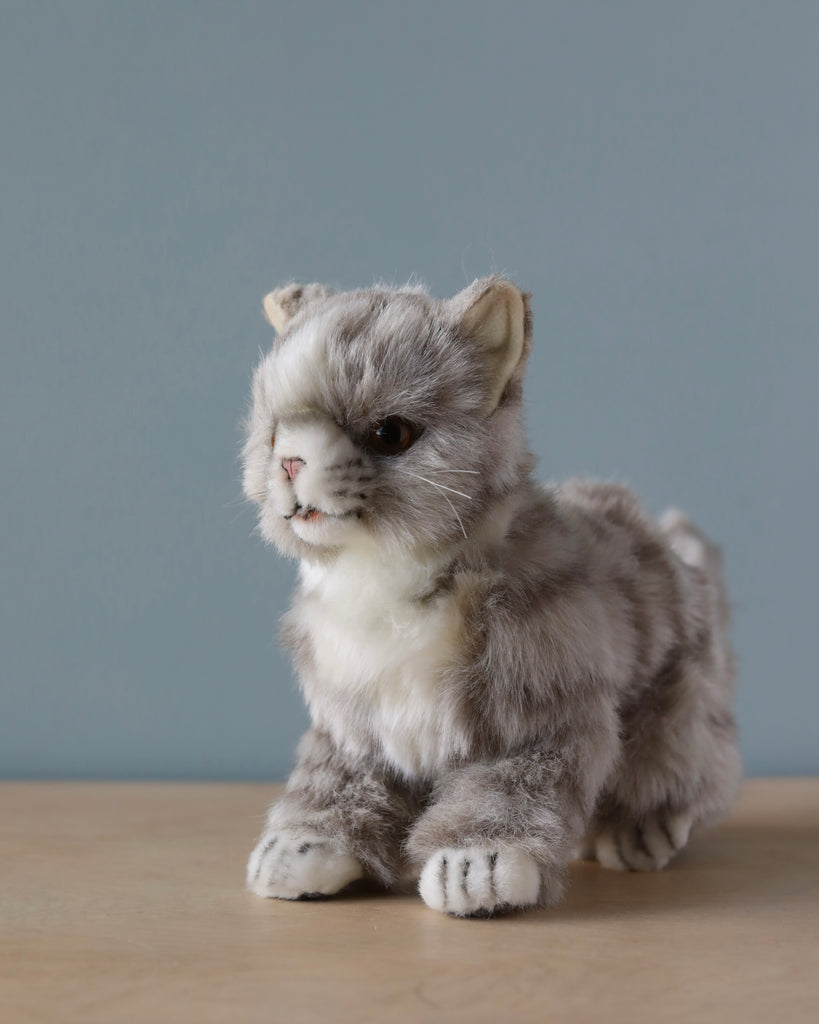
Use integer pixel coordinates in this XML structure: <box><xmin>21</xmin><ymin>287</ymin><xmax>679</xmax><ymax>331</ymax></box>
<box><xmin>284</xmin><ymin>505</ymin><xmax>359</xmax><ymax>523</ymax></box>
<box><xmin>283</xmin><ymin>505</ymin><xmax>323</xmax><ymax>523</ymax></box>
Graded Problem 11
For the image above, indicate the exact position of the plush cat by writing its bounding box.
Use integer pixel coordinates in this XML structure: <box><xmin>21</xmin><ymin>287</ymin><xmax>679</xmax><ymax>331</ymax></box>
<box><xmin>242</xmin><ymin>277</ymin><xmax>741</xmax><ymax>917</ymax></box>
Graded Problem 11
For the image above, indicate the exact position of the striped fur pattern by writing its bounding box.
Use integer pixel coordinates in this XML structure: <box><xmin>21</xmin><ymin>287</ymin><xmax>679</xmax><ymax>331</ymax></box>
<box><xmin>242</xmin><ymin>277</ymin><xmax>741</xmax><ymax>916</ymax></box>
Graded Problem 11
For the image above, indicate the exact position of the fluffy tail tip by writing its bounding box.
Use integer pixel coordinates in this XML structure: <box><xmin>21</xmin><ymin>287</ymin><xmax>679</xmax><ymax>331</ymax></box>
<box><xmin>659</xmin><ymin>508</ymin><xmax>708</xmax><ymax>569</ymax></box>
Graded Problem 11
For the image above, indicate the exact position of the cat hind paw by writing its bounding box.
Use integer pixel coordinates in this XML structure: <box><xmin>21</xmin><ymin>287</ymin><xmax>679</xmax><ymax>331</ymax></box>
<box><xmin>247</xmin><ymin>830</ymin><xmax>364</xmax><ymax>899</ymax></box>
<box><xmin>593</xmin><ymin>810</ymin><xmax>694</xmax><ymax>872</ymax></box>
<box><xmin>418</xmin><ymin>846</ymin><xmax>541</xmax><ymax>917</ymax></box>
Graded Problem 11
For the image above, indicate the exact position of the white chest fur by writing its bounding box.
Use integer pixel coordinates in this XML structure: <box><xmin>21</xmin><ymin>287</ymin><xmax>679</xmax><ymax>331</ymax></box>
<box><xmin>294</xmin><ymin>547</ymin><xmax>467</xmax><ymax>779</ymax></box>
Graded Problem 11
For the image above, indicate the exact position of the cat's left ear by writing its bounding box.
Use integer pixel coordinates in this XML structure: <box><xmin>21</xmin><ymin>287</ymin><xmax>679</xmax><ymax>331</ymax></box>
<box><xmin>262</xmin><ymin>282</ymin><xmax>333</xmax><ymax>336</ymax></box>
<box><xmin>449</xmin><ymin>277</ymin><xmax>532</xmax><ymax>414</ymax></box>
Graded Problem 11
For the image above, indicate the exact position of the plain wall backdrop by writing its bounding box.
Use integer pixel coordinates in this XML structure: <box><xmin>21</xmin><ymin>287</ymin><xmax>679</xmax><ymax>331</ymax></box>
<box><xmin>1</xmin><ymin>1</ymin><xmax>817</xmax><ymax>779</ymax></box>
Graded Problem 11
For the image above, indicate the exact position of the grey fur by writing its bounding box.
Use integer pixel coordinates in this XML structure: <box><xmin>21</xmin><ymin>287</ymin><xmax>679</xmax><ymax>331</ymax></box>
<box><xmin>242</xmin><ymin>277</ymin><xmax>741</xmax><ymax>915</ymax></box>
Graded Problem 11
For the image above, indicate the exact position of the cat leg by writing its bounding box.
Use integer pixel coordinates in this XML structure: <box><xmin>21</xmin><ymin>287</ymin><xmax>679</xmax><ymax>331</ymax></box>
<box><xmin>585</xmin><ymin>651</ymin><xmax>742</xmax><ymax>873</ymax></box>
<box><xmin>248</xmin><ymin>728</ymin><xmax>422</xmax><ymax>899</ymax></box>
<box><xmin>406</xmin><ymin>748</ymin><xmax>596</xmax><ymax>917</ymax></box>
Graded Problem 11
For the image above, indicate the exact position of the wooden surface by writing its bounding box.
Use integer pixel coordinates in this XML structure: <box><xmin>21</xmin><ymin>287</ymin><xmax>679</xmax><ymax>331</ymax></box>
<box><xmin>1</xmin><ymin>780</ymin><xmax>817</xmax><ymax>1024</ymax></box>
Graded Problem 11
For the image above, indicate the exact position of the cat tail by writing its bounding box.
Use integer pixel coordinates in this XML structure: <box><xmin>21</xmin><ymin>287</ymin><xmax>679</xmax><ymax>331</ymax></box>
<box><xmin>659</xmin><ymin>508</ymin><xmax>731</xmax><ymax>629</ymax></box>
<box><xmin>659</xmin><ymin>510</ymin><xmax>741</xmax><ymax>819</ymax></box>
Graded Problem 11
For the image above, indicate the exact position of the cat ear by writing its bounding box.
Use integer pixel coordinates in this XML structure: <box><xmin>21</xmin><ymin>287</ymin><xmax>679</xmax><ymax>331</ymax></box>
<box><xmin>450</xmin><ymin>277</ymin><xmax>531</xmax><ymax>414</ymax></box>
<box><xmin>262</xmin><ymin>283</ymin><xmax>333</xmax><ymax>335</ymax></box>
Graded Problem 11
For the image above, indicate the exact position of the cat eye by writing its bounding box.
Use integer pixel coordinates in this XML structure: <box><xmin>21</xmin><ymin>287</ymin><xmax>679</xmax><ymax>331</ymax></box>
<box><xmin>365</xmin><ymin>416</ymin><xmax>419</xmax><ymax>456</ymax></box>
<box><xmin>270</xmin><ymin>431</ymin><xmax>276</xmax><ymax>448</ymax></box>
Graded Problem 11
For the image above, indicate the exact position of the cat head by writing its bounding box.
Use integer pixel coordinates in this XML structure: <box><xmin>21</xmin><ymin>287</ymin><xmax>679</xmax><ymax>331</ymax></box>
<box><xmin>242</xmin><ymin>277</ymin><xmax>535</xmax><ymax>560</ymax></box>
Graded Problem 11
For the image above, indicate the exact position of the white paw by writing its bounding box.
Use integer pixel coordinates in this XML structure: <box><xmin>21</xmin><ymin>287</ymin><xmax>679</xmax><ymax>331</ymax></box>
<box><xmin>594</xmin><ymin>810</ymin><xmax>694</xmax><ymax>871</ymax></box>
<box><xmin>246</xmin><ymin>830</ymin><xmax>364</xmax><ymax>899</ymax></box>
<box><xmin>418</xmin><ymin>846</ymin><xmax>541</xmax><ymax>917</ymax></box>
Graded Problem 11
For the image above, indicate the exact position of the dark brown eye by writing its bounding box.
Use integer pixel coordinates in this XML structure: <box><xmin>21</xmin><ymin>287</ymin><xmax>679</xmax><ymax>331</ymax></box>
<box><xmin>365</xmin><ymin>416</ymin><xmax>419</xmax><ymax>456</ymax></box>
<box><xmin>270</xmin><ymin>430</ymin><xmax>276</xmax><ymax>448</ymax></box>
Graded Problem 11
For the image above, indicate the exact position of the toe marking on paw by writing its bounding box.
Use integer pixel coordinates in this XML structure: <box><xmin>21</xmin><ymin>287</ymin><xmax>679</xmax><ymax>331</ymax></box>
<box><xmin>438</xmin><ymin>855</ymin><xmax>448</xmax><ymax>910</ymax></box>
<box><xmin>634</xmin><ymin>825</ymin><xmax>653</xmax><ymax>863</ymax></box>
<box><xmin>487</xmin><ymin>851</ymin><xmax>498</xmax><ymax>902</ymax></box>
<box><xmin>660</xmin><ymin>816</ymin><xmax>676</xmax><ymax>852</ymax></box>
<box><xmin>460</xmin><ymin>857</ymin><xmax>471</xmax><ymax>900</ymax></box>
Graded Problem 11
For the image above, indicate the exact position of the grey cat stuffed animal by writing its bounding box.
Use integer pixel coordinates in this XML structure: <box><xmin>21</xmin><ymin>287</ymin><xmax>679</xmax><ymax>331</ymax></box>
<box><xmin>242</xmin><ymin>277</ymin><xmax>740</xmax><ymax>916</ymax></box>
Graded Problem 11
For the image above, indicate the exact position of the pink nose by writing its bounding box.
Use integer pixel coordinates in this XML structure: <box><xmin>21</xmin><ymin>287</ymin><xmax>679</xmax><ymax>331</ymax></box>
<box><xmin>281</xmin><ymin>457</ymin><xmax>305</xmax><ymax>482</ymax></box>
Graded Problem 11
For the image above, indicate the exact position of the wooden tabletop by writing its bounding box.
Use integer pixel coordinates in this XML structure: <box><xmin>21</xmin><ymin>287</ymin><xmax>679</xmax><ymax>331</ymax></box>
<box><xmin>1</xmin><ymin>779</ymin><xmax>817</xmax><ymax>1023</ymax></box>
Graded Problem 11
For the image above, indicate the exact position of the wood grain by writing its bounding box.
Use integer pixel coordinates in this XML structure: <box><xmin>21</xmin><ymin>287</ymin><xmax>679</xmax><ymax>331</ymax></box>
<box><xmin>1</xmin><ymin>780</ymin><xmax>817</xmax><ymax>1023</ymax></box>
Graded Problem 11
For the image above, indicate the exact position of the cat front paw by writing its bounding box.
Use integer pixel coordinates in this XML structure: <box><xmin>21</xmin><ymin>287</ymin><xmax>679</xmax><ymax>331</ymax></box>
<box><xmin>247</xmin><ymin>829</ymin><xmax>364</xmax><ymax>899</ymax></box>
<box><xmin>418</xmin><ymin>846</ymin><xmax>541</xmax><ymax>917</ymax></box>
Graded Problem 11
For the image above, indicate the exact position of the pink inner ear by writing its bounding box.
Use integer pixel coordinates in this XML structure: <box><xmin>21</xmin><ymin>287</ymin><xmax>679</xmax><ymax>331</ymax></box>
<box><xmin>263</xmin><ymin>283</ymin><xmax>334</xmax><ymax>335</ymax></box>
<box><xmin>453</xmin><ymin>281</ymin><xmax>526</xmax><ymax>414</ymax></box>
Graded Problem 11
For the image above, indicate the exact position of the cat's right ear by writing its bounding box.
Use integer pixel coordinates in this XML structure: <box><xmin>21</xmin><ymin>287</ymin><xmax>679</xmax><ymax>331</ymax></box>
<box><xmin>262</xmin><ymin>283</ymin><xmax>333</xmax><ymax>335</ymax></box>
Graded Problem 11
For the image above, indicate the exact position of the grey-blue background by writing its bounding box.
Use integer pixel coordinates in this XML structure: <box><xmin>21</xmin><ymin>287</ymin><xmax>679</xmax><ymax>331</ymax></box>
<box><xmin>2</xmin><ymin>1</ymin><xmax>816</xmax><ymax>779</ymax></box>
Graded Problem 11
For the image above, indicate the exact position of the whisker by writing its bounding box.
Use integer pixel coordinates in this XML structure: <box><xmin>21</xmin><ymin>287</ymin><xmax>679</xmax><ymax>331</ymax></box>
<box><xmin>393</xmin><ymin>468</ymin><xmax>469</xmax><ymax>539</ymax></box>
<box><xmin>396</xmin><ymin>469</ymin><xmax>473</xmax><ymax>500</ymax></box>
<box><xmin>438</xmin><ymin>487</ymin><xmax>468</xmax><ymax>540</ymax></box>
<box><xmin>420</xmin><ymin>469</ymin><xmax>480</xmax><ymax>475</ymax></box>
